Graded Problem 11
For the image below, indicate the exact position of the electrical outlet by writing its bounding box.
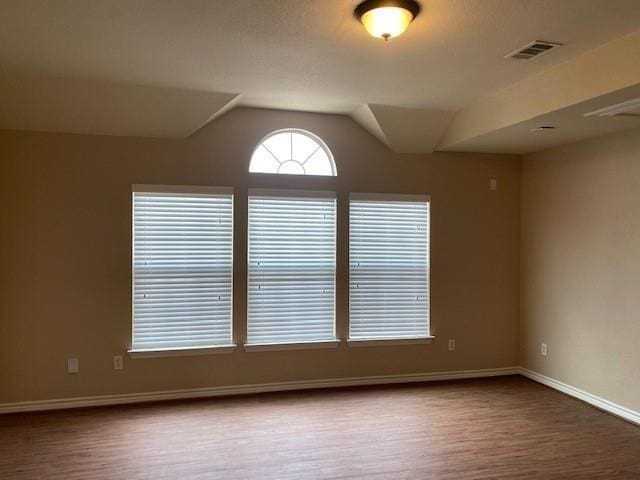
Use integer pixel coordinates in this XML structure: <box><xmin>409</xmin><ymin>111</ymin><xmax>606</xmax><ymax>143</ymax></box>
<box><xmin>113</xmin><ymin>355</ymin><xmax>123</xmax><ymax>370</ymax></box>
<box><xmin>67</xmin><ymin>358</ymin><xmax>79</xmax><ymax>374</ymax></box>
<box><xmin>541</xmin><ymin>343</ymin><xmax>548</xmax><ymax>356</ymax></box>
<box><xmin>448</xmin><ymin>339</ymin><xmax>456</xmax><ymax>351</ymax></box>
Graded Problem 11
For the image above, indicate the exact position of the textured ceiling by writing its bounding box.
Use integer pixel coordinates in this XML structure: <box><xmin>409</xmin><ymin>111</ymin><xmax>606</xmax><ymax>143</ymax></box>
<box><xmin>438</xmin><ymin>31</ymin><xmax>640</xmax><ymax>153</ymax></box>
<box><xmin>0</xmin><ymin>75</ymin><xmax>238</xmax><ymax>138</ymax></box>
<box><xmin>2</xmin><ymin>0</ymin><xmax>640</xmax><ymax>113</ymax></box>
<box><xmin>0</xmin><ymin>1</ymin><xmax>639</xmax><ymax>150</ymax></box>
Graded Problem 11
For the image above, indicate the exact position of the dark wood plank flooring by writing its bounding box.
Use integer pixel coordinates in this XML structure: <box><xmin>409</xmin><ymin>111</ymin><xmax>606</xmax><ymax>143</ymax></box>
<box><xmin>1</xmin><ymin>376</ymin><xmax>639</xmax><ymax>479</ymax></box>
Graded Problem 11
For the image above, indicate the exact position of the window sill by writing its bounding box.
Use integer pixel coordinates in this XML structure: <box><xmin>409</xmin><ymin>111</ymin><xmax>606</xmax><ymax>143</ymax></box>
<box><xmin>244</xmin><ymin>340</ymin><xmax>341</xmax><ymax>352</ymax></box>
<box><xmin>127</xmin><ymin>345</ymin><xmax>237</xmax><ymax>359</ymax></box>
<box><xmin>347</xmin><ymin>337</ymin><xmax>435</xmax><ymax>347</ymax></box>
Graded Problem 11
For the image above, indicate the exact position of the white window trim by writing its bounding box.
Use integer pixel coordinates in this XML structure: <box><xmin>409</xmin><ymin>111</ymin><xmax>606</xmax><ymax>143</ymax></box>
<box><xmin>350</xmin><ymin>192</ymin><xmax>431</xmax><ymax>202</ymax></box>
<box><xmin>249</xmin><ymin>128</ymin><xmax>337</xmax><ymax>176</ymax></box>
<box><xmin>347</xmin><ymin>337</ymin><xmax>435</xmax><ymax>347</ymax></box>
<box><xmin>244</xmin><ymin>340</ymin><xmax>341</xmax><ymax>352</ymax></box>
<box><xmin>248</xmin><ymin>188</ymin><xmax>337</xmax><ymax>199</ymax></box>
<box><xmin>247</xmin><ymin>189</ymin><xmax>337</xmax><ymax>346</ymax></box>
<box><xmin>348</xmin><ymin>192</ymin><xmax>431</xmax><ymax>341</ymax></box>
<box><xmin>132</xmin><ymin>184</ymin><xmax>234</xmax><ymax>196</ymax></box>
<box><xmin>131</xmin><ymin>184</ymin><xmax>235</xmax><ymax>352</ymax></box>
<box><xmin>128</xmin><ymin>345</ymin><xmax>237</xmax><ymax>359</ymax></box>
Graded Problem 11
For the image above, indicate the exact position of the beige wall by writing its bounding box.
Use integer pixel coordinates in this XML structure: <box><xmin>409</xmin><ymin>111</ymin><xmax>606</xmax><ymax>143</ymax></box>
<box><xmin>520</xmin><ymin>127</ymin><xmax>640</xmax><ymax>413</ymax></box>
<box><xmin>0</xmin><ymin>107</ymin><xmax>520</xmax><ymax>404</ymax></box>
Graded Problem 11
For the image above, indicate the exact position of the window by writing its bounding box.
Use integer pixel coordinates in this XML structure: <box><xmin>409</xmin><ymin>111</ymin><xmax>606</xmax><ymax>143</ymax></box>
<box><xmin>131</xmin><ymin>185</ymin><xmax>234</xmax><ymax>353</ymax></box>
<box><xmin>349</xmin><ymin>193</ymin><xmax>430</xmax><ymax>341</ymax></box>
<box><xmin>247</xmin><ymin>190</ymin><xmax>337</xmax><ymax>346</ymax></box>
<box><xmin>249</xmin><ymin>129</ymin><xmax>337</xmax><ymax>176</ymax></box>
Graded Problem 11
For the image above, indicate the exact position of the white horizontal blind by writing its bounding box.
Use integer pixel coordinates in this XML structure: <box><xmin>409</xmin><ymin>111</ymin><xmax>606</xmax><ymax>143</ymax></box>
<box><xmin>349</xmin><ymin>193</ymin><xmax>430</xmax><ymax>340</ymax></box>
<box><xmin>132</xmin><ymin>186</ymin><xmax>233</xmax><ymax>351</ymax></box>
<box><xmin>248</xmin><ymin>190</ymin><xmax>336</xmax><ymax>345</ymax></box>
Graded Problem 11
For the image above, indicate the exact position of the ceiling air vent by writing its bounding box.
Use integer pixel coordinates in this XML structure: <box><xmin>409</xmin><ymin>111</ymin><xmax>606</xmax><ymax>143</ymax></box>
<box><xmin>505</xmin><ymin>40</ymin><xmax>562</xmax><ymax>60</ymax></box>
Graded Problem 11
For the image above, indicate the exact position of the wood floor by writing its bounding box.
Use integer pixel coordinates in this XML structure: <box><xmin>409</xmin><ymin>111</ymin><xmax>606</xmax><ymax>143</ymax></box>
<box><xmin>1</xmin><ymin>376</ymin><xmax>638</xmax><ymax>479</ymax></box>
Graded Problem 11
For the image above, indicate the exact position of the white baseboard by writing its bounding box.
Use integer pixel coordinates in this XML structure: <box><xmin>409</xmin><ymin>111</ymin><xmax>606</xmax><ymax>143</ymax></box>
<box><xmin>0</xmin><ymin>367</ymin><xmax>518</xmax><ymax>414</ymax></box>
<box><xmin>520</xmin><ymin>368</ymin><xmax>640</xmax><ymax>426</ymax></box>
<box><xmin>4</xmin><ymin>367</ymin><xmax>639</xmax><ymax>425</ymax></box>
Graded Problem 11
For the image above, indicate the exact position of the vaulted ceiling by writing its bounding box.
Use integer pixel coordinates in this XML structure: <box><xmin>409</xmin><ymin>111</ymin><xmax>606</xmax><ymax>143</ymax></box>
<box><xmin>1</xmin><ymin>0</ymin><xmax>639</xmax><ymax>154</ymax></box>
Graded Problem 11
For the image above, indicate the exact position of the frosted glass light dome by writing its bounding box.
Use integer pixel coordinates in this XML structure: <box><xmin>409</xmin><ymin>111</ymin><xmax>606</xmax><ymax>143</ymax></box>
<box><xmin>354</xmin><ymin>0</ymin><xmax>421</xmax><ymax>41</ymax></box>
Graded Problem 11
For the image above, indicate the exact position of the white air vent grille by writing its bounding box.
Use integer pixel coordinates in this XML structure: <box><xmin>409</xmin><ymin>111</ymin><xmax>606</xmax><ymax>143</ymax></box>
<box><xmin>505</xmin><ymin>41</ymin><xmax>561</xmax><ymax>60</ymax></box>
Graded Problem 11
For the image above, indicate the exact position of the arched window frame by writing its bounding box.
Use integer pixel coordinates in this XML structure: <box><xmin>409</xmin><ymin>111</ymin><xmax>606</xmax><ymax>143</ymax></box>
<box><xmin>249</xmin><ymin>128</ymin><xmax>337</xmax><ymax>176</ymax></box>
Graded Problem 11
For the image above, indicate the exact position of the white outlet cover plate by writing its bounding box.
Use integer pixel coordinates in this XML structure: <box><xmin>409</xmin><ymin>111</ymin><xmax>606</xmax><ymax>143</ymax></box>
<box><xmin>67</xmin><ymin>358</ymin><xmax>79</xmax><ymax>374</ymax></box>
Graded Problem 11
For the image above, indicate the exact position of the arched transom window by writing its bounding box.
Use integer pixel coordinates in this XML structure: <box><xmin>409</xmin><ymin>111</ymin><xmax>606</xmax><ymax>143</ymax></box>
<box><xmin>249</xmin><ymin>129</ymin><xmax>337</xmax><ymax>176</ymax></box>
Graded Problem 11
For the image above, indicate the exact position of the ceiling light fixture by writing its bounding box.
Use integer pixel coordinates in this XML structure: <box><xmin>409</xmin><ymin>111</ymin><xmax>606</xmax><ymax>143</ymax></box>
<box><xmin>355</xmin><ymin>0</ymin><xmax>421</xmax><ymax>41</ymax></box>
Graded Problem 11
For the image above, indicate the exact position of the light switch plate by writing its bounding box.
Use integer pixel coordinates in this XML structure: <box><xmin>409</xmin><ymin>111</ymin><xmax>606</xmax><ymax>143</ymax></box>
<box><xmin>113</xmin><ymin>355</ymin><xmax>123</xmax><ymax>370</ymax></box>
<box><xmin>541</xmin><ymin>343</ymin><xmax>548</xmax><ymax>356</ymax></box>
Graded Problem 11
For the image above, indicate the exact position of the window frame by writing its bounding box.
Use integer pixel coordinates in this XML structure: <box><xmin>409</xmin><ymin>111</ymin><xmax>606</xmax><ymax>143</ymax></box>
<box><xmin>347</xmin><ymin>192</ymin><xmax>432</xmax><ymax>344</ymax></box>
<box><xmin>248</xmin><ymin>128</ymin><xmax>338</xmax><ymax>177</ymax></box>
<box><xmin>128</xmin><ymin>184</ymin><xmax>236</xmax><ymax>358</ymax></box>
<box><xmin>127</xmin><ymin>180</ymin><xmax>436</xmax><ymax>356</ymax></box>
<box><xmin>245</xmin><ymin>188</ymin><xmax>338</xmax><ymax>350</ymax></box>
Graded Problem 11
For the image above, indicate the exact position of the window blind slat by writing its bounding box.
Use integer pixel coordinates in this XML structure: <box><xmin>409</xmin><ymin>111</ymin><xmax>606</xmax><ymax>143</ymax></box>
<box><xmin>349</xmin><ymin>195</ymin><xmax>430</xmax><ymax>340</ymax></box>
<box><xmin>247</xmin><ymin>192</ymin><xmax>336</xmax><ymax>345</ymax></box>
<box><xmin>132</xmin><ymin>190</ymin><xmax>233</xmax><ymax>350</ymax></box>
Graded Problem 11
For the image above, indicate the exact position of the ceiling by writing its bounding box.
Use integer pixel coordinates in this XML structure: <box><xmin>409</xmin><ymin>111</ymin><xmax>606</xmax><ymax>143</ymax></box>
<box><xmin>1</xmin><ymin>0</ymin><xmax>640</xmax><ymax>153</ymax></box>
<box><xmin>442</xmin><ymin>84</ymin><xmax>640</xmax><ymax>154</ymax></box>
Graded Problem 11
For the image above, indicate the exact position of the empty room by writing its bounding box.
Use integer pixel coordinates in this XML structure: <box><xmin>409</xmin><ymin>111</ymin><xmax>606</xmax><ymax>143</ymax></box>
<box><xmin>1</xmin><ymin>1</ymin><xmax>639</xmax><ymax>478</ymax></box>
